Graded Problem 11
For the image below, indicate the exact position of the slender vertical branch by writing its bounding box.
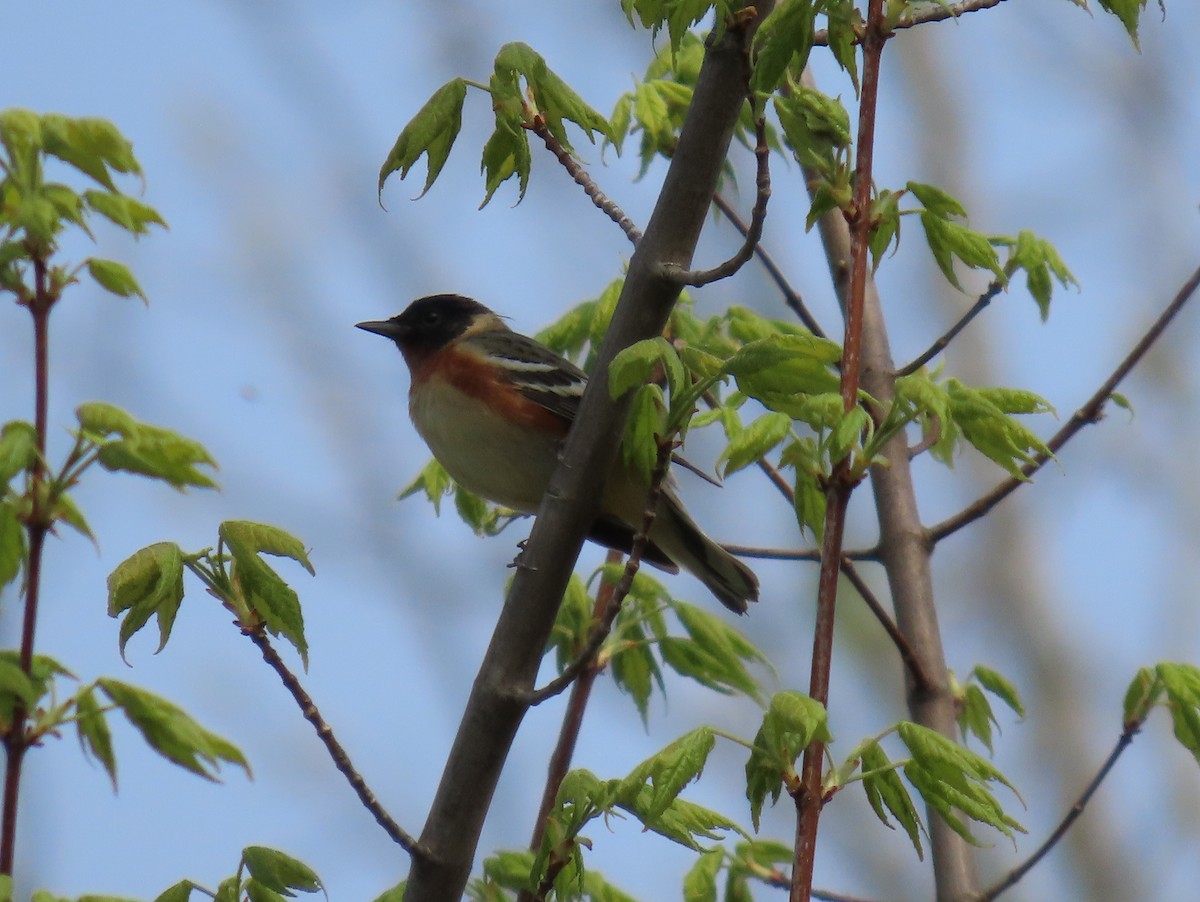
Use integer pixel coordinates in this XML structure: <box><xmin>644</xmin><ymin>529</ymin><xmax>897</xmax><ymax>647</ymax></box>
<box><xmin>791</xmin><ymin>4</ymin><xmax>888</xmax><ymax>899</ymax></box>
<box><xmin>2</xmin><ymin>256</ymin><xmax>54</xmax><ymax>876</ymax></box>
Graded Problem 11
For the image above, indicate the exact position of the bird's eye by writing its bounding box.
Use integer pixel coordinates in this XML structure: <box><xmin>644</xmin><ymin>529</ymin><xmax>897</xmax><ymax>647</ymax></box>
<box><xmin>423</xmin><ymin>310</ymin><xmax>441</xmax><ymax>325</ymax></box>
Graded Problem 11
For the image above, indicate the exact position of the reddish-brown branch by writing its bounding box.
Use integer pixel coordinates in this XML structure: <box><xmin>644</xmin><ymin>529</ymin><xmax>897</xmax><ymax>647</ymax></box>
<box><xmin>525</xmin><ymin>551</ymin><xmax>622</xmax><ymax>854</ymax></box>
<box><xmin>929</xmin><ymin>263</ymin><xmax>1200</xmax><ymax>543</ymax></box>
<box><xmin>2</xmin><ymin>258</ymin><xmax>54</xmax><ymax>876</ymax></box>
<box><xmin>791</xmin><ymin>5</ymin><xmax>889</xmax><ymax>899</ymax></box>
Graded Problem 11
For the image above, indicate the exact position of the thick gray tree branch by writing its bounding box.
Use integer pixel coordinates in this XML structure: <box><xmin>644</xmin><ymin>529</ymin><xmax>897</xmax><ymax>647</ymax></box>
<box><xmin>402</xmin><ymin>9</ymin><xmax>773</xmax><ymax>900</ymax></box>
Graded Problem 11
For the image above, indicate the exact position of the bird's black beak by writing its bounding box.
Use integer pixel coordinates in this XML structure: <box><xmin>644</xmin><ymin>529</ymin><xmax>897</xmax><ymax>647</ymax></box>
<box><xmin>356</xmin><ymin>318</ymin><xmax>406</xmax><ymax>341</ymax></box>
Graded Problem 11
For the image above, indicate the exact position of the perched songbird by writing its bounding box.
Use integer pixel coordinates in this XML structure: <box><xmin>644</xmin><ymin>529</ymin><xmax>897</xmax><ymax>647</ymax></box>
<box><xmin>357</xmin><ymin>294</ymin><xmax>759</xmax><ymax>614</ymax></box>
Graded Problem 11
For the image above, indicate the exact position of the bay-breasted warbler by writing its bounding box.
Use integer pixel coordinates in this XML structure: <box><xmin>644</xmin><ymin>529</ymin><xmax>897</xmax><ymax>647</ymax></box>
<box><xmin>358</xmin><ymin>294</ymin><xmax>759</xmax><ymax>614</ymax></box>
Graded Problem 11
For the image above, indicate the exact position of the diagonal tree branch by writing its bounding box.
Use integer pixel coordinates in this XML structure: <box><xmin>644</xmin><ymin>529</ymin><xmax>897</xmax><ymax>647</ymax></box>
<box><xmin>529</xmin><ymin>116</ymin><xmax>643</xmax><ymax>245</ymax></box>
<box><xmin>895</xmin><ymin>279</ymin><xmax>1003</xmax><ymax>377</ymax></box>
<box><xmin>981</xmin><ymin>721</ymin><xmax>1141</xmax><ymax>900</ymax></box>
<box><xmin>928</xmin><ymin>263</ymin><xmax>1200</xmax><ymax>544</ymax></box>
<box><xmin>247</xmin><ymin>629</ymin><xmax>422</xmax><ymax>855</ymax></box>
<box><xmin>403</xmin><ymin>9</ymin><xmax>774</xmax><ymax>899</ymax></box>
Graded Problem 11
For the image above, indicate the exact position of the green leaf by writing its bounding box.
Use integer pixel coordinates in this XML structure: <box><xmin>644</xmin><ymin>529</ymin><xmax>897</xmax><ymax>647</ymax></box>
<box><xmin>369</xmin><ymin>883</ymin><xmax>406</xmax><ymax>902</ymax></box>
<box><xmin>919</xmin><ymin>214</ymin><xmax>1004</xmax><ymax>292</ymax></box>
<box><xmin>958</xmin><ymin>684</ymin><xmax>996</xmax><ymax>753</ymax></box>
<box><xmin>0</xmin><ymin>501</ymin><xmax>25</xmax><ymax>590</ymax></box>
<box><xmin>859</xmin><ymin>740</ymin><xmax>923</xmax><ymax>857</ymax></box>
<box><xmin>40</xmin><ymin>114</ymin><xmax>141</xmax><ymax>191</ymax></box>
<box><xmin>609</xmin><ymin>619</ymin><xmax>663</xmax><ymax>724</ymax></box>
<box><xmin>620</xmin><ymin>384</ymin><xmax>666</xmax><ymax>485</ymax></box>
<box><xmin>1007</xmin><ymin>229</ymin><xmax>1079</xmax><ymax>320</ymax></box>
<box><xmin>49</xmin><ymin>491</ymin><xmax>95</xmax><ymax>543</ymax></box>
<box><xmin>378</xmin><ymin>78</ymin><xmax>468</xmax><ymax>200</ymax></box>
<box><xmin>751</xmin><ymin>0</ymin><xmax>816</xmax><ymax>95</ymax></box>
<box><xmin>79</xmin><ymin>403</ymin><xmax>218</xmax><ymax>490</ymax></box>
<box><xmin>153</xmin><ymin>880</ymin><xmax>203</xmax><ymax>902</ymax></box>
<box><xmin>1096</xmin><ymin>0</ymin><xmax>1151</xmax><ymax>48</ymax></box>
<box><xmin>220</xmin><ymin>521</ymin><xmax>313</xmax><ymax>665</ymax></box>
<box><xmin>0</xmin><ymin>651</ymin><xmax>70</xmax><ymax>725</ymax></box>
<box><xmin>683</xmin><ymin>849</ymin><xmax>722</xmax><ymax>902</ymax></box>
<box><xmin>85</xmin><ymin>257</ymin><xmax>146</xmax><ymax>302</ymax></box>
<box><xmin>0</xmin><ymin>421</ymin><xmax>38</xmax><ymax>483</ymax></box>
<box><xmin>399</xmin><ymin>457</ymin><xmax>454</xmax><ymax>513</ymax></box>
<box><xmin>745</xmin><ymin>691</ymin><xmax>830</xmax><ymax>830</ymax></box>
<box><xmin>907</xmin><ymin>181</ymin><xmax>967</xmax><ymax>218</ymax></box>
<box><xmin>82</xmin><ymin>190</ymin><xmax>167</xmax><ymax>236</ymax></box>
<box><xmin>609</xmin><ymin>336</ymin><xmax>677</xmax><ymax>398</ymax></box>
<box><xmin>107</xmin><ymin>542</ymin><xmax>186</xmax><ymax>660</ymax></box>
<box><xmin>899</xmin><ymin>722</ymin><xmax>1025</xmax><ymax>844</ymax></box>
<box><xmin>1158</xmin><ymin>662</ymin><xmax>1200</xmax><ymax>766</ymax></box>
<box><xmin>242</xmin><ymin>846</ymin><xmax>323</xmax><ymax>896</ymax></box>
<box><xmin>1122</xmin><ymin>666</ymin><xmax>1161</xmax><ymax>726</ymax></box>
<box><xmin>98</xmin><ymin>678</ymin><xmax>250</xmax><ymax>780</ymax></box>
<box><xmin>479</xmin><ymin>116</ymin><xmax>531</xmax><ymax>207</ymax></box>
<box><xmin>719</xmin><ymin>412</ymin><xmax>790</xmax><ymax>477</ymax></box>
<box><xmin>620</xmin><ymin>727</ymin><xmax>716</xmax><ymax>821</ymax></box>
<box><xmin>946</xmin><ymin>380</ymin><xmax>1053</xmax><ymax>478</ymax></box>
<box><xmin>972</xmin><ymin>665</ymin><xmax>1025</xmax><ymax>719</ymax></box>
<box><xmin>823</xmin><ymin>0</ymin><xmax>861</xmax><ymax>86</ymax></box>
<box><xmin>75</xmin><ymin>684</ymin><xmax>117</xmax><ymax>789</ymax></box>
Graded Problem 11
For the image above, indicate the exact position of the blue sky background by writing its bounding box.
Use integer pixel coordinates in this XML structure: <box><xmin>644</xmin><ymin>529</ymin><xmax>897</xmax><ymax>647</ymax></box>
<box><xmin>3</xmin><ymin>2</ymin><xmax>1200</xmax><ymax>900</ymax></box>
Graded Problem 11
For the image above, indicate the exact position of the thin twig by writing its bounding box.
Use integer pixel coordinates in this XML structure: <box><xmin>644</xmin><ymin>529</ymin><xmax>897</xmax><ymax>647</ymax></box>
<box><xmin>712</xmin><ymin>192</ymin><xmax>828</xmax><ymax>339</ymax></box>
<box><xmin>526</xmin><ymin>551</ymin><xmax>623</xmax><ymax>857</ymax></box>
<box><xmin>527</xmin><ymin>438</ymin><xmax>674</xmax><ymax>706</ymax></box>
<box><xmin>929</xmin><ymin>263</ymin><xmax>1200</xmax><ymax>544</ymax></box>
<box><xmin>812</xmin><ymin>0</ymin><xmax>1009</xmax><ymax>46</ymax></box>
<box><xmin>529</xmin><ymin>116</ymin><xmax>642</xmax><ymax>245</ymax></box>
<box><xmin>981</xmin><ymin>722</ymin><xmax>1141</xmax><ymax>900</ymax></box>
<box><xmin>895</xmin><ymin>280</ymin><xmax>1003</xmax><ymax>377</ymax></box>
<box><xmin>246</xmin><ymin>629</ymin><xmax>423</xmax><ymax>857</ymax></box>
<box><xmin>839</xmin><ymin>559</ymin><xmax>933</xmax><ymax>693</ymax></box>
<box><xmin>666</xmin><ymin>112</ymin><xmax>772</xmax><ymax>287</ymax></box>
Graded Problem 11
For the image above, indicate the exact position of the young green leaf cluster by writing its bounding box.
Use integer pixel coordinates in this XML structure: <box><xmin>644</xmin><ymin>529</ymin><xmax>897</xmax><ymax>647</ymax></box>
<box><xmin>379</xmin><ymin>43</ymin><xmax>609</xmax><ymax>208</ymax></box>
<box><xmin>110</xmin><ymin>521</ymin><xmax>315</xmax><ymax>666</ymax></box>
<box><xmin>1</xmin><ymin>109</ymin><xmax>165</xmax><ymax>303</ymax></box>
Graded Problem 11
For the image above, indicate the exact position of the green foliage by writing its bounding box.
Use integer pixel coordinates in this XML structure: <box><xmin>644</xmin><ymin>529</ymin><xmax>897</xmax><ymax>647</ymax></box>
<box><xmin>0</xmin><ymin>109</ymin><xmax>163</xmax><ymax>299</ymax></box>
<box><xmin>899</xmin><ymin>723</ymin><xmax>1026</xmax><ymax>846</ymax></box>
<box><xmin>994</xmin><ymin>229</ymin><xmax>1080</xmax><ymax>320</ymax></box>
<box><xmin>750</xmin><ymin>0</ymin><xmax>817</xmax><ymax>96</ymax></box>
<box><xmin>745</xmin><ymin>691</ymin><xmax>830</xmax><ymax>830</ymax></box>
<box><xmin>954</xmin><ymin>665</ymin><xmax>1026</xmax><ymax>753</ymax></box>
<box><xmin>893</xmin><ymin>371</ymin><xmax>1055</xmax><ymax>478</ymax></box>
<box><xmin>1118</xmin><ymin>662</ymin><xmax>1200</xmax><ymax>765</ymax></box>
<box><xmin>1095</xmin><ymin>0</ymin><xmax>1158</xmax><ymax>48</ymax></box>
<box><xmin>219</xmin><ymin>521</ymin><xmax>314</xmax><ymax>665</ymax></box>
<box><xmin>858</xmin><ymin>739</ymin><xmax>924</xmax><ymax>857</ymax></box>
<box><xmin>620</xmin><ymin>0</ymin><xmax>737</xmax><ymax>56</ymax></box>
<box><xmin>76</xmin><ymin>402</ymin><xmax>218</xmax><ymax>490</ymax></box>
<box><xmin>107</xmin><ymin>541</ymin><xmax>185</xmax><ymax>660</ymax></box>
<box><xmin>379</xmin><ymin>45</ymin><xmax>607</xmax><ymax>207</ymax></box>
<box><xmin>377</xmin><ymin>78</ymin><xmax>467</xmax><ymax>200</ymax></box>
<box><xmin>908</xmin><ymin>181</ymin><xmax>1005</xmax><ymax>290</ymax></box>
<box><xmin>97</xmin><ymin>678</ymin><xmax>249</xmax><ymax>781</ymax></box>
